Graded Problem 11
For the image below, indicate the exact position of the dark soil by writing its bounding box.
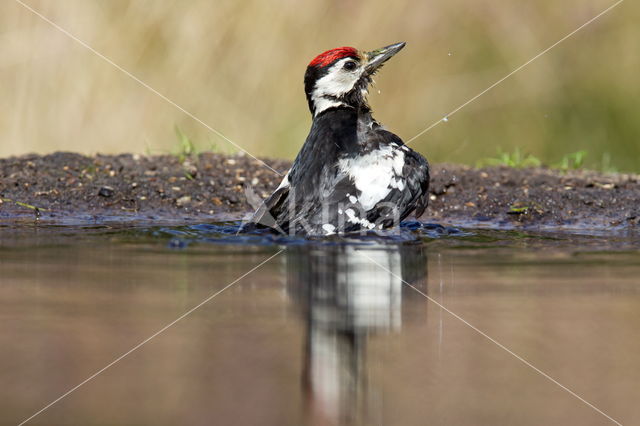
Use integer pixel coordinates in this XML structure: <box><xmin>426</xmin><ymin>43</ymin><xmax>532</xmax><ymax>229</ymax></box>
<box><xmin>1</xmin><ymin>152</ymin><xmax>639</xmax><ymax>231</ymax></box>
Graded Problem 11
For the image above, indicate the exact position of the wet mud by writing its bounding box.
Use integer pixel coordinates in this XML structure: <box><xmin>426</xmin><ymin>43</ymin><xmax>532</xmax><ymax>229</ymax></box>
<box><xmin>1</xmin><ymin>152</ymin><xmax>638</xmax><ymax>231</ymax></box>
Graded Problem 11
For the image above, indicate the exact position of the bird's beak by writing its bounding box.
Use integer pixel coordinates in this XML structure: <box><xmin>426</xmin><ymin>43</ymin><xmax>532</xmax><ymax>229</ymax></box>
<box><xmin>364</xmin><ymin>42</ymin><xmax>406</xmax><ymax>75</ymax></box>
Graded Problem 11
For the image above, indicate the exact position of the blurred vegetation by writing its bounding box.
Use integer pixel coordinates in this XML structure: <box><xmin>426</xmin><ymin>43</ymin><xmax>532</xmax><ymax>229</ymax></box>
<box><xmin>479</xmin><ymin>148</ymin><xmax>542</xmax><ymax>168</ymax></box>
<box><xmin>479</xmin><ymin>148</ymin><xmax>593</xmax><ymax>171</ymax></box>
<box><xmin>554</xmin><ymin>150</ymin><xmax>588</xmax><ymax>171</ymax></box>
<box><xmin>1</xmin><ymin>0</ymin><xmax>638</xmax><ymax>172</ymax></box>
<box><xmin>173</xmin><ymin>126</ymin><xmax>197</xmax><ymax>163</ymax></box>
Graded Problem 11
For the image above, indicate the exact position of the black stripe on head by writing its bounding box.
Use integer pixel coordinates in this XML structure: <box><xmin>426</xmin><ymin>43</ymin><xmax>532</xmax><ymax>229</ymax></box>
<box><xmin>304</xmin><ymin>48</ymin><xmax>361</xmax><ymax>114</ymax></box>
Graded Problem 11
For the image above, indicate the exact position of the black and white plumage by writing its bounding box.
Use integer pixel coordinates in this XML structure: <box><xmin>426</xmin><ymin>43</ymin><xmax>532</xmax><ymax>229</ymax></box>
<box><xmin>250</xmin><ymin>42</ymin><xmax>429</xmax><ymax>235</ymax></box>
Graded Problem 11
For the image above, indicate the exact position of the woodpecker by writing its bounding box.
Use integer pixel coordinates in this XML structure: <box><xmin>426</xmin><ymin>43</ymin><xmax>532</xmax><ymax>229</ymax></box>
<box><xmin>249</xmin><ymin>42</ymin><xmax>429</xmax><ymax>235</ymax></box>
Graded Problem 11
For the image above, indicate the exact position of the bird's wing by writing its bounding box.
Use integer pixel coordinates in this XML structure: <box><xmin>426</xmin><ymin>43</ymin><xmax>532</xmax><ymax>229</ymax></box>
<box><xmin>403</xmin><ymin>149</ymin><xmax>430</xmax><ymax>218</ymax></box>
<box><xmin>333</xmin><ymin>137</ymin><xmax>430</xmax><ymax>228</ymax></box>
<box><xmin>249</xmin><ymin>173</ymin><xmax>290</xmax><ymax>231</ymax></box>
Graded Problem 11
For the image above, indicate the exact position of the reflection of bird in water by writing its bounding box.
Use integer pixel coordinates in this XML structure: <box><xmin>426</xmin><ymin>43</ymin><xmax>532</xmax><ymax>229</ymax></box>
<box><xmin>286</xmin><ymin>244</ymin><xmax>427</xmax><ymax>425</ymax></box>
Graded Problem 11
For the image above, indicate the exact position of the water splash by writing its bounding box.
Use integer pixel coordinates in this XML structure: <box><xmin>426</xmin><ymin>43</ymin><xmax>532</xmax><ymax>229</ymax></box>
<box><xmin>154</xmin><ymin>221</ymin><xmax>468</xmax><ymax>249</ymax></box>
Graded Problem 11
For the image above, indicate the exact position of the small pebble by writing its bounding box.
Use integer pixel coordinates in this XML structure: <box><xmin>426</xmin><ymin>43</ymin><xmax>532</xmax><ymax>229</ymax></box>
<box><xmin>597</xmin><ymin>182</ymin><xmax>615</xmax><ymax>189</ymax></box>
<box><xmin>98</xmin><ymin>186</ymin><xmax>114</xmax><ymax>197</ymax></box>
<box><xmin>176</xmin><ymin>196</ymin><xmax>191</xmax><ymax>207</ymax></box>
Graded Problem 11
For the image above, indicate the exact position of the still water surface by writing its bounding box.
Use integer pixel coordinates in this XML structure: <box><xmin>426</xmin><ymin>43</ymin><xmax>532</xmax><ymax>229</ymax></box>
<box><xmin>1</xmin><ymin>223</ymin><xmax>639</xmax><ymax>425</ymax></box>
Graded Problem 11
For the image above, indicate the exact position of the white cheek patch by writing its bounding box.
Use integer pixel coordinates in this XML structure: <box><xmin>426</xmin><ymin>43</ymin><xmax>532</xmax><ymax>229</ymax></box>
<box><xmin>311</xmin><ymin>97</ymin><xmax>344</xmax><ymax>116</ymax></box>
<box><xmin>312</xmin><ymin>58</ymin><xmax>363</xmax><ymax>116</ymax></box>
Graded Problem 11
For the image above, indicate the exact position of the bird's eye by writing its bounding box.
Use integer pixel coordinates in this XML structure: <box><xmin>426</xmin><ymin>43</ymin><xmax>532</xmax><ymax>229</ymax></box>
<box><xmin>343</xmin><ymin>61</ymin><xmax>357</xmax><ymax>71</ymax></box>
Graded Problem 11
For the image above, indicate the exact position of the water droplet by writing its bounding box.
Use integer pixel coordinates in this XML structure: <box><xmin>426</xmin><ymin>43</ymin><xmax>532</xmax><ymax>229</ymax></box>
<box><xmin>377</xmin><ymin>89</ymin><xmax>381</xmax><ymax>94</ymax></box>
<box><xmin>442</xmin><ymin>116</ymin><xmax>449</xmax><ymax>122</ymax></box>
<box><xmin>448</xmin><ymin>52</ymin><xmax>453</xmax><ymax>56</ymax></box>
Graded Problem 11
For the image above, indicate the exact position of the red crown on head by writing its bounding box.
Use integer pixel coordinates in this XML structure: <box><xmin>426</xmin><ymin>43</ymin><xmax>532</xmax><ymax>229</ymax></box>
<box><xmin>308</xmin><ymin>46</ymin><xmax>359</xmax><ymax>68</ymax></box>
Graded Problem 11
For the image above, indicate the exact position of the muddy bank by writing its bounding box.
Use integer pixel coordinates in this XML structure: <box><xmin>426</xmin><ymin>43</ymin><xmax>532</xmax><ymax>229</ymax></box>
<box><xmin>1</xmin><ymin>152</ymin><xmax>638</xmax><ymax>231</ymax></box>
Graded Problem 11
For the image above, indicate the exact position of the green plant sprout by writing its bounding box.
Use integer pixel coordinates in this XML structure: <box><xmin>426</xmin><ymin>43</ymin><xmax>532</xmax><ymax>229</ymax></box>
<box><xmin>174</xmin><ymin>126</ymin><xmax>197</xmax><ymax>162</ymax></box>
<box><xmin>554</xmin><ymin>150</ymin><xmax>587</xmax><ymax>172</ymax></box>
<box><xmin>479</xmin><ymin>148</ymin><xmax>541</xmax><ymax>168</ymax></box>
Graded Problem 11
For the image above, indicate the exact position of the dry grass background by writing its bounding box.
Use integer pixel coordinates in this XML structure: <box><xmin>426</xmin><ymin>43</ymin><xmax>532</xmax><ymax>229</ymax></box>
<box><xmin>2</xmin><ymin>0</ymin><xmax>639</xmax><ymax>171</ymax></box>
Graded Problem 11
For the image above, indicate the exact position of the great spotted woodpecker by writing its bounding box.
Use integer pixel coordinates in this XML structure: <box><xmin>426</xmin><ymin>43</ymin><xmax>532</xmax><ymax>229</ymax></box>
<box><xmin>250</xmin><ymin>42</ymin><xmax>429</xmax><ymax>235</ymax></box>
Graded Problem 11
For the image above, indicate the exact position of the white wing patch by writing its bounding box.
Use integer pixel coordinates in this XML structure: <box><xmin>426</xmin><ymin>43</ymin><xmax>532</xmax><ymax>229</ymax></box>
<box><xmin>345</xmin><ymin>208</ymin><xmax>376</xmax><ymax>229</ymax></box>
<box><xmin>338</xmin><ymin>145</ymin><xmax>405</xmax><ymax>211</ymax></box>
<box><xmin>275</xmin><ymin>171</ymin><xmax>290</xmax><ymax>190</ymax></box>
<box><xmin>322</xmin><ymin>223</ymin><xmax>336</xmax><ymax>235</ymax></box>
